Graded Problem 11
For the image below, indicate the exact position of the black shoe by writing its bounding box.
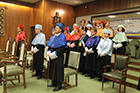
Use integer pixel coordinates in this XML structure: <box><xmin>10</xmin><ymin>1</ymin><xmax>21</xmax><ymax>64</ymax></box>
<box><xmin>33</xmin><ymin>73</ymin><xmax>38</xmax><ymax>77</ymax></box>
<box><xmin>37</xmin><ymin>75</ymin><xmax>42</xmax><ymax>79</ymax></box>
<box><xmin>48</xmin><ymin>84</ymin><xmax>56</xmax><ymax>87</ymax></box>
<box><xmin>53</xmin><ymin>86</ymin><xmax>62</xmax><ymax>92</ymax></box>
<box><xmin>90</xmin><ymin>75</ymin><xmax>95</xmax><ymax>79</ymax></box>
<box><xmin>85</xmin><ymin>74</ymin><xmax>91</xmax><ymax>77</ymax></box>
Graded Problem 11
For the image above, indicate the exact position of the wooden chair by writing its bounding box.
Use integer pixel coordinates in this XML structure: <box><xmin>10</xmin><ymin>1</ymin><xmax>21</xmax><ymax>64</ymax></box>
<box><xmin>0</xmin><ymin>37</ymin><xmax>11</xmax><ymax>54</ymax></box>
<box><xmin>43</xmin><ymin>46</ymin><xmax>49</xmax><ymax>78</ymax></box>
<box><xmin>0</xmin><ymin>39</ymin><xmax>16</xmax><ymax>58</ymax></box>
<box><xmin>0</xmin><ymin>41</ymin><xmax>26</xmax><ymax>93</ymax></box>
<box><xmin>102</xmin><ymin>54</ymin><xmax>129</xmax><ymax>93</ymax></box>
<box><xmin>26</xmin><ymin>51</ymin><xmax>33</xmax><ymax>68</ymax></box>
<box><xmin>64</xmin><ymin>51</ymin><xmax>80</xmax><ymax>90</ymax></box>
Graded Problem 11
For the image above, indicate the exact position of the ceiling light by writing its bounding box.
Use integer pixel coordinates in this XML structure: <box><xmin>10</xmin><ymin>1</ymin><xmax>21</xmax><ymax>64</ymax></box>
<box><xmin>0</xmin><ymin>1</ymin><xmax>14</xmax><ymax>5</ymax></box>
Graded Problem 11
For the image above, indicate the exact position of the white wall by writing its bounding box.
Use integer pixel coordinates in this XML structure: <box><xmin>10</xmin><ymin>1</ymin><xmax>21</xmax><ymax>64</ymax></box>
<box><xmin>75</xmin><ymin>7</ymin><xmax>140</xmax><ymax>25</ymax></box>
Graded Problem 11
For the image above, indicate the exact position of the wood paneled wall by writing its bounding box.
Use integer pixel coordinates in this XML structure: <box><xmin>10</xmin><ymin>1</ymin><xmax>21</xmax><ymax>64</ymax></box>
<box><xmin>0</xmin><ymin>0</ymin><xmax>75</xmax><ymax>50</ymax></box>
<box><xmin>0</xmin><ymin>3</ymin><xmax>32</xmax><ymax>50</ymax></box>
<box><xmin>33</xmin><ymin>0</ymin><xmax>75</xmax><ymax>41</ymax></box>
<box><xmin>74</xmin><ymin>0</ymin><xmax>140</xmax><ymax>16</ymax></box>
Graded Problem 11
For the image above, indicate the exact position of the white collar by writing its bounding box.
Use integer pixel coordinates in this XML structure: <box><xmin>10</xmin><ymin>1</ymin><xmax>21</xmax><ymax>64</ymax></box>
<box><xmin>55</xmin><ymin>33</ymin><xmax>61</xmax><ymax>36</ymax></box>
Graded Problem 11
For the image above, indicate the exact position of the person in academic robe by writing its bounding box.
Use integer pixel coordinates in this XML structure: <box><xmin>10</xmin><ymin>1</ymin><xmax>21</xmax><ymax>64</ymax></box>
<box><xmin>67</xmin><ymin>26</ymin><xmax>71</xmax><ymax>34</ymax></box>
<box><xmin>16</xmin><ymin>25</ymin><xmax>27</xmax><ymax>57</ymax></box>
<box><xmin>84</xmin><ymin>28</ymin><xmax>100</xmax><ymax>79</ymax></box>
<box><xmin>47</xmin><ymin>23</ymin><xmax>67</xmax><ymax>92</ymax></box>
<box><xmin>86</xmin><ymin>24</ymin><xmax>93</xmax><ymax>37</ymax></box>
<box><xmin>87</xmin><ymin>20</ymin><xmax>91</xmax><ymax>25</ymax></box>
<box><xmin>31</xmin><ymin>24</ymin><xmax>46</xmax><ymax>79</ymax></box>
<box><xmin>77</xmin><ymin>26</ymin><xmax>89</xmax><ymax>74</ymax></box>
<box><xmin>92</xmin><ymin>20</ymin><xmax>96</xmax><ymax>28</ymax></box>
<box><xmin>79</xmin><ymin>19</ymin><xmax>86</xmax><ymax>33</ymax></box>
<box><xmin>65</xmin><ymin>27</ymin><xmax>81</xmax><ymax>67</ymax></box>
<box><xmin>64</xmin><ymin>27</ymin><xmax>71</xmax><ymax>41</ymax></box>
<box><xmin>102</xmin><ymin>20</ymin><xmax>114</xmax><ymax>39</ymax></box>
<box><xmin>52</xmin><ymin>28</ymin><xmax>55</xmax><ymax>35</ymax></box>
<box><xmin>112</xmin><ymin>25</ymin><xmax>128</xmax><ymax>55</ymax></box>
<box><xmin>96</xmin><ymin>29</ymin><xmax>113</xmax><ymax>81</ymax></box>
<box><xmin>96</xmin><ymin>20</ymin><xmax>103</xmax><ymax>39</ymax></box>
<box><xmin>70</xmin><ymin>23</ymin><xmax>79</xmax><ymax>36</ymax></box>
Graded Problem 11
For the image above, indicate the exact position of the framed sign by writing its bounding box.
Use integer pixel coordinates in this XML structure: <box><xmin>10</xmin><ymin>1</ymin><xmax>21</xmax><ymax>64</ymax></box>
<box><xmin>91</xmin><ymin>11</ymin><xmax>140</xmax><ymax>39</ymax></box>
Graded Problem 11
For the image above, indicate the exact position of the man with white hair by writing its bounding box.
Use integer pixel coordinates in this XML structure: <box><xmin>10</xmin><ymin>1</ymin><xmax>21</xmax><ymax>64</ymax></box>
<box><xmin>31</xmin><ymin>24</ymin><xmax>46</xmax><ymax>79</ymax></box>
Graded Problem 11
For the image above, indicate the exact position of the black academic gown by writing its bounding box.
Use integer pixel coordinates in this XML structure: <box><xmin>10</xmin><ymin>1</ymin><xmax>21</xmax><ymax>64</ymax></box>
<box><xmin>96</xmin><ymin>55</ymin><xmax>111</xmax><ymax>75</ymax></box>
<box><xmin>85</xmin><ymin>45</ymin><xmax>98</xmax><ymax>71</ymax></box>
<box><xmin>77</xmin><ymin>35</ymin><xmax>89</xmax><ymax>71</ymax></box>
<box><xmin>49</xmin><ymin>46</ymin><xmax>65</xmax><ymax>83</ymax></box>
<box><xmin>114</xmin><ymin>42</ymin><xmax>127</xmax><ymax>55</ymax></box>
<box><xmin>33</xmin><ymin>44</ymin><xmax>45</xmax><ymax>70</ymax></box>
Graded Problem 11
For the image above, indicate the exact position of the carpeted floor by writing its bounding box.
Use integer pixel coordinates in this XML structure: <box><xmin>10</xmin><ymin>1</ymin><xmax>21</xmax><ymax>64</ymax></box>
<box><xmin>0</xmin><ymin>68</ymin><xmax>139</xmax><ymax>93</ymax></box>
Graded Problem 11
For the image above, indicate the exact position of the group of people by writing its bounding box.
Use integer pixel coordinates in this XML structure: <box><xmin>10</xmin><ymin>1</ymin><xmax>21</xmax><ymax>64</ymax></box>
<box><xmin>15</xmin><ymin>18</ymin><xmax>128</xmax><ymax>92</ymax></box>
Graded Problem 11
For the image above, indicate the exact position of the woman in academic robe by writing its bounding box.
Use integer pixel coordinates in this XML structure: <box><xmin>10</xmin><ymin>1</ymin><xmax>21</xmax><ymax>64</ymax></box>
<box><xmin>31</xmin><ymin>24</ymin><xmax>46</xmax><ymax>79</ymax></box>
<box><xmin>112</xmin><ymin>25</ymin><xmax>128</xmax><ymax>55</ymax></box>
<box><xmin>77</xmin><ymin>26</ymin><xmax>89</xmax><ymax>74</ymax></box>
<box><xmin>65</xmin><ymin>27</ymin><xmax>81</xmax><ymax>67</ymax></box>
<box><xmin>84</xmin><ymin>28</ymin><xmax>100</xmax><ymax>79</ymax></box>
<box><xmin>96</xmin><ymin>29</ymin><xmax>113</xmax><ymax>81</ymax></box>
<box><xmin>64</xmin><ymin>27</ymin><xmax>71</xmax><ymax>41</ymax></box>
<box><xmin>47</xmin><ymin>23</ymin><xmax>67</xmax><ymax>92</ymax></box>
<box><xmin>102</xmin><ymin>20</ymin><xmax>114</xmax><ymax>39</ymax></box>
<box><xmin>16</xmin><ymin>25</ymin><xmax>27</xmax><ymax>57</ymax></box>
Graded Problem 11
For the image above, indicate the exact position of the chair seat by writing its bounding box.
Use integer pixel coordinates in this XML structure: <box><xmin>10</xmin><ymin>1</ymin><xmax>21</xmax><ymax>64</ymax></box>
<box><xmin>0</xmin><ymin>65</ymin><xmax>23</xmax><ymax>75</ymax></box>
<box><xmin>64</xmin><ymin>68</ymin><xmax>77</xmax><ymax>77</ymax></box>
<box><xmin>103</xmin><ymin>72</ymin><xmax>126</xmax><ymax>80</ymax></box>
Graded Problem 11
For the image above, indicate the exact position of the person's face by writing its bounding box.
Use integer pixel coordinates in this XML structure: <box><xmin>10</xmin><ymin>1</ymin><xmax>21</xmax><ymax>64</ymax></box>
<box><xmin>35</xmin><ymin>28</ymin><xmax>41</xmax><ymax>34</ymax></box>
<box><xmin>52</xmin><ymin>30</ymin><xmax>55</xmax><ymax>35</ymax></box>
<box><xmin>64</xmin><ymin>30</ymin><xmax>67</xmax><ymax>34</ymax></box>
<box><xmin>104</xmin><ymin>33</ymin><xmax>109</xmax><ymax>38</ymax></box>
<box><xmin>101</xmin><ymin>23</ymin><xmax>103</xmax><ymax>27</ymax></box>
<box><xmin>118</xmin><ymin>27</ymin><xmax>122</xmax><ymax>32</ymax></box>
<box><xmin>81</xmin><ymin>21</ymin><xmax>85</xmax><ymax>26</ymax></box>
<box><xmin>105</xmin><ymin>22</ymin><xmax>110</xmax><ymax>27</ymax></box>
<box><xmin>91</xmin><ymin>30</ymin><xmax>96</xmax><ymax>36</ymax></box>
<box><xmin>92</xmin><ymin>22</ymin><xmax>96</xmax><ymax>26</ymax></box>
<box><xmin>96</xmin><ymin>23</ymin><xmax>101</xmax><ymax>27</ymax></box>
<box><xmin>81</xmin><ymin>30</ymin><xmax>86</xmax><ymax>35</ymax></box>
<box><xmin>17</xmin><ymin>27</ymin><xmax>22</xmax><ymax>32</ymax></box>
<box><xmin>55</xmin><ymin>26</ymin><xmax>62</xmax><ymax>34</ymax></box>
<box><xmin>87</xmin><ymin>27</ymin><xmax>91</xmax><ymax>30</ymax></box>
<box><xmin>74</xmin><ymin>29</ymin><xmax>78</xmax><ymax>34</ymax></box>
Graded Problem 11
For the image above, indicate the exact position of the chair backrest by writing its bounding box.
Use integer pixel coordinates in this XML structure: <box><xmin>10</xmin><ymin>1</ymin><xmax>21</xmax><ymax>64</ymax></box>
<box><xmin>5</xmin><ymin>37</ymin><xmax>11</xmax><ymax>52</ymax></box>
<box><xmin>43</xmin><ymin>46</ymin><xmax>49</xmax><ymax>68</ymax></box>
<box><xmin>129</xmin><ymin>39</ymin><xmax>140</xmax><ymax>45</ymax></box>
<box><xmin>44</xmin><ymin>46</ymin><xmax>49</xmax><ymax>58</ymax></box>
<box><xmin>114</xmin><ymin>54</ymin><xmax>129</xmax><ymax>71</ymax></box>
<box><xmin>63</xmin><ymin>53</ymin><xmax>66</xmax><ymax>65</ymax></box>
<box><xmin>11</xmin><ymin>39</ymin><xmax>16</xmax><ymax>55</ymax></box>
<box><xmin>68</xmin><ymin>51</ymin><xmax>80</xmax><ymax>68</ymax></box>
<box><xmin>19</xmin><ymin>42</ymin><xmax>26</xmax><ymax>60</ymax></box>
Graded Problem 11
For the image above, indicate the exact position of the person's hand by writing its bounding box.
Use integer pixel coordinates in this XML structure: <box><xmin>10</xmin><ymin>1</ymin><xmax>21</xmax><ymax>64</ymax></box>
<box><xmin>31</xmin><ymin>51</ymin><xmax>34</xmax><ymax>55</ymax></box>
<box><xmin>87</xmin><ymin>51</ymin><xmax>90</xmax><ymax>54</ymax></box>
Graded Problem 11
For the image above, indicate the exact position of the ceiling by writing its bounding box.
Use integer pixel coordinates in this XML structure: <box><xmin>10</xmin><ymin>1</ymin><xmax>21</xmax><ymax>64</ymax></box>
<box><xmin>51</xmin><ymin>0</ymin><xmax>96</xmax><ymax>6</ymax></box>
<box><xmin>17</xmin><ymin>0</ymin><xmax>40</xmax><ymax>4</ymax></box>
<box><xmin>17</xmin><ymin>0</ymin><xmax>96</xmax><ymax>6</ymax></box>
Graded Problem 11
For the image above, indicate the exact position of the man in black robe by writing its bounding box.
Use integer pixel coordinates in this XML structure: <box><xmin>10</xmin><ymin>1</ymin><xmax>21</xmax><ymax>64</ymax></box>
<box><xmin>31</xmin><ymin>24</ymin><xmax>46</xmax><ymax>79</ymax></box>
<box><xmin>77</xmin><ymin>27</ymin><xmax>89</xmax><ymax>74</ymax></box>
<box><xmin>47</xmin><ymin>23</ymin><xmax>67</xmax><ymax>92</ymax></box>
<box><xmin>84</xmin><ymin>28</ymin><xmax>100</xmax><ymax>79</ymax></box>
